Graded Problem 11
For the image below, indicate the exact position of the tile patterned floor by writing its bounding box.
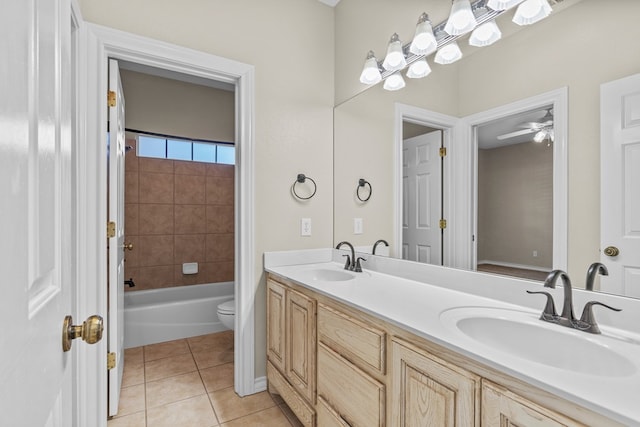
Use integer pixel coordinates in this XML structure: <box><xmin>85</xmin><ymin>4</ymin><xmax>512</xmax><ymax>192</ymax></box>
<box><xmin>108</xmin><ymin>331</ymin><xmax>302</xmax><ymax>427</ymax></box>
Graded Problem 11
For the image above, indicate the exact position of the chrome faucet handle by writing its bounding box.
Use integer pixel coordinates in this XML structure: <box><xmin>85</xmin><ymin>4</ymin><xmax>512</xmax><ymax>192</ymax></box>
<box><xmin>342</xmin><ymin>254</ymin><xmax>352</xmax><ymax>270</ymax></box>
<box><xmin>575</xmin><ymin>301</ymin><xmax>622</xmax><ymax>334</ymax></box>
<box><xmin>526</xmin><ymin>290</ymin><xmax>558</xmax><ymax>322</ymax></box>
<box><xmin>355</xmin><ymin>257</ymin><xmax>367</xmax><ymax>273</ymax></box>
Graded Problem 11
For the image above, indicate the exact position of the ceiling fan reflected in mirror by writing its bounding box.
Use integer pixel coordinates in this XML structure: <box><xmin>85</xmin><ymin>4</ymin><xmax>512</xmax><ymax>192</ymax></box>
<box><xmin>497</xmin><ymin>108</ymin><xmax>554</xmax><ymax>144</ymax></box>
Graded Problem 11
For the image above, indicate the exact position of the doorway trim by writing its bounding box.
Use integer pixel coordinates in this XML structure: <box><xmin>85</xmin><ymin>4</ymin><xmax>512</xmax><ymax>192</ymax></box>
<box><xmin>463</xmin><ymin>87</ymin><xmax>568</xmax><ymax>272</ymax></box>
<box><xmin>82</xmin><ymin>23</ymin><xmax>257</xmax><ymax>417</ymax></box>
<box><xmin>394</xmin><ymin>103</ymin><xmax>460</xmax><ymax>266</ymax></box>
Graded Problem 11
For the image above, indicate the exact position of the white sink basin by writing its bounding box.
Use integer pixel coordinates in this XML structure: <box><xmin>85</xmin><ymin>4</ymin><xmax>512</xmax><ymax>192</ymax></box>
<box><xmin>440</xmin><ymin>307</ymin><xmax>637</xmax><ymax>377</ymax></box>
<box><xmin>306</xmin><ymin>268</ymin><xmax>356</xmax><ymax>282</ymax></box>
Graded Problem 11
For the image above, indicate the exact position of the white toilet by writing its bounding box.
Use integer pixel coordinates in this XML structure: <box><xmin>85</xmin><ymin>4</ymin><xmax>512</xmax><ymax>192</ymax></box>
<box><xmin>217</xmin><ymin>299</ymin><xmax>235</xmax><ymax>330</ymax></box>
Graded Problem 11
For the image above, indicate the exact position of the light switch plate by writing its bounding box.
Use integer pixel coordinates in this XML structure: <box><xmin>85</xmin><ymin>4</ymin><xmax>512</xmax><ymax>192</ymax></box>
<box><xmin>354</xmin><ymin>218</ymin><xmax>363</xmax><ymax>234</ymax></box>
<box><xmin>301</xmin><ymin>218</ymin><xmax>312</xmax><ymax>236</ymax></box>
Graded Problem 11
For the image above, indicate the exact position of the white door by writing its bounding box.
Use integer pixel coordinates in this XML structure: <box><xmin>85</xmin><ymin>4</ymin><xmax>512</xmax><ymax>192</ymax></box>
<box><xmin>402</xmin><ymin>130</ymin><xmax>442</xmax><ymax>264</ymax></box>
<box><xmin>0</xmin><ymin>0</ymin><xmax>86</xmax><ymax>425</ymax></box>
<box><xmin>601</xmin><ymin>73</ymin><xmax>640</xmax><ymax>297</ymax></box>
<box><xmin>108</xmin><ymin>59</ymin><xmax>127</xmax><ymax>416</ymax></box>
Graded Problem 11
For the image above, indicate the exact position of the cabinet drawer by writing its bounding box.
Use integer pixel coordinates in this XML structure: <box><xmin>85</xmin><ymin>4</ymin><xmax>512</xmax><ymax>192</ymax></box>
<box><xmin>267</xmin><ymin>361</ymin><xmax>315</xmax><ymax>427</ymax></box>
<box><xmin>318</xmin><ymin>303</ymin><xmax>386</xmax><ymax>374</ymax></box>
<box><xmin>317</xmin><ymin>396</ymin><xmax>351</xmax><ymax>427</ymax></box>
<box><xmin>318</xmin><ymin>342</ymin><xmax>385</xmax><ymax>427</ymax></box>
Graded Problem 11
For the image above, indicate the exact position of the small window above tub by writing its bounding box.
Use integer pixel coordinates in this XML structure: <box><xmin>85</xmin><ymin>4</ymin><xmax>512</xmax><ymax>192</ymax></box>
<box><xmin>136</xmin><ymin>132</ymin><xmax>235</xmax><ymax>165</ymax></box>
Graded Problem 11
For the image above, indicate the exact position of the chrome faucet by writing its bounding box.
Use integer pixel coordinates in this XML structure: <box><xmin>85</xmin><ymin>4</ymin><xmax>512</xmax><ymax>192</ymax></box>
<box><xmin>372</xmin><ymin>239</ymin><xmax>389</xmax><ymax>255</ymax></box>
<box><xmin>528</xmin><ymin>269</ymin><xmax>621</xmax><ymax>334</ymax></box>
<box><xmin>335</xmin><ymin>241</ymin><xmax>356</xmax><ymax>271</ymax></box>
<box><xmin>585</xmin><ymin>262</ymin><xmax>608</xmax><ymax>291</ymax></box>
<box><xmin>543</xmin><ymin>269</ymin><xmax>576</xmax><ymax>327</ymax></box>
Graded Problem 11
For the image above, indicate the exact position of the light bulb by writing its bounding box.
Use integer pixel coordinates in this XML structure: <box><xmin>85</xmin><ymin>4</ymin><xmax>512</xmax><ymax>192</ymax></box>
<box><xmin>382</xmin><ymin>33</ymin><xmax>407</xmax><ymax>72</ymax></box>
<box><xmin>444</xmin><ymin>0</ymin><xmax>478</xmax><ymax>36</ymax></box>
<box><xmin>409</xmin><ymin>13</ymin><xmax>437</xmax><ymax>56</ymax></box>
<box><xmin>434</xmin><ymin>42</ymin><xmax>463</xmax><ymax>65</ymax></box>
<box><xmin>513</xmin><ymin>0</ymin><xmax>552</xmax><ymax>26</ymax></box>
<box><xmin>469</xmin><ymin>20</ymin><xmax>502</xmax><ymax>47</ymax></box>
<box><xmin>359</xmin><ymin>51</ymin><xmax>382</xmax><ymax>85</ymax></box>
<box><xmin>406</xmin><ymin>58</ymin><xmax>432</xmax><ymax>79</ymax></box>
<box><xmin>383</xmin><ymin>73</ymin><xmax>406</xmax><ymax>91</ymax></box>
<box><xmin>533</xmin><ymin>130</ymin><xmax>546</xmax><ymax>143</ymax></box>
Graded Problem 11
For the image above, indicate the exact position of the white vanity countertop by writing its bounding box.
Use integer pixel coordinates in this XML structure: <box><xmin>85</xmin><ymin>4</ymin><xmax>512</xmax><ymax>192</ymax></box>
<box><xmin>264</xmin><ymin>248</ymin><xmax>640</xmax><ymax>426</ymax></box>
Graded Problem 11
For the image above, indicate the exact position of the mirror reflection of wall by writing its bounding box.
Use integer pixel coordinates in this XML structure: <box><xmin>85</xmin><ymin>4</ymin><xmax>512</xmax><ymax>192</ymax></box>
<box><xmin>476</xmin><ymin>107</ymin><xmax>553</xmax><ymax>281</ymax></box>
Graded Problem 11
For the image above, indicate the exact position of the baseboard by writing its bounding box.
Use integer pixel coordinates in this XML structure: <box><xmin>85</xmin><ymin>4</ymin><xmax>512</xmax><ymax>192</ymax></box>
<box><xmin>254</xmin><ymin>376</ymin><xmax>267</xmax><ymax>393</ymax></box>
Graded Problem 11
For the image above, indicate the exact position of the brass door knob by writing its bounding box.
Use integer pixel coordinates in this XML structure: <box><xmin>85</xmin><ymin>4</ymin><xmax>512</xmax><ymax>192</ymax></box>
<box><xmin>603</xmin><ymin>246</ymin><xmax>620</xmax><ymax>257</ymax></box>
<box><xmin>62</xmin><ymin>314</ymin><xmax>104</xmax><ymax>352</ymax></box>
<box><xmin>123</xmin><ymin>242</ymin><xmax>134</xmax><ymax>251</ymax></box>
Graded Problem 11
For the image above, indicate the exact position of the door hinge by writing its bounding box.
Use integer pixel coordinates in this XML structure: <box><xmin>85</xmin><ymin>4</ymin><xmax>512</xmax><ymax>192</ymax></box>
<box><xmin>108</xmin><ymin>90</ymin><xmax>116</xmax><ymax>107</ymax></box>
<box><xmin>439</xmin><ymin>147</ymin><xmax>447</xmax><ymax>157</ymax></box>
<box><xmin>107</xmin><ymin>352</ymin><xmax>116</xmax><ymax>370</ymax></box>
<box><xmin>439</xmin><ymin>219</ymin><xmax>447</xmax><ymax>229</ymax></box>
<box><xmin>107</xmin><ymin>221</ymin><xmax>116</xmax><ymax>238</ymax></box>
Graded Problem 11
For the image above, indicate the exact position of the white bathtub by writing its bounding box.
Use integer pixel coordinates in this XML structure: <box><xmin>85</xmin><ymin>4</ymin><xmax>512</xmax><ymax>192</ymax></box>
<box><xmin>124</xmin><ymin>281</ymin><xmax>234</xmax><ymax>348</ymax></box>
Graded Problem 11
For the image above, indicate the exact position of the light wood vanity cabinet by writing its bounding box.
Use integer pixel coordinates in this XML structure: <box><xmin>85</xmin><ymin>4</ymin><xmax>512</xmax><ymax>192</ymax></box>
<box><xmin>266</xmin><ymin>273</ymin><xmax>617</xmax><ymax>427</ymax></box>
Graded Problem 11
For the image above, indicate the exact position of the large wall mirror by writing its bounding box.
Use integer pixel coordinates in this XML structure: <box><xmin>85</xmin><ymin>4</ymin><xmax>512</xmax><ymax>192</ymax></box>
<box><xmin>333</xmin><ymin>0</ymin><xmax>640</xmax><ymax>296</ymax></box>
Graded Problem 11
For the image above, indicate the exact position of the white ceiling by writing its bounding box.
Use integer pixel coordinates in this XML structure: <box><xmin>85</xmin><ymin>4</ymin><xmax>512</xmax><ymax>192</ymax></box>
<box><xmin>317</xmin><ymin>0</ymin><xmax>341</xmax><ymax>7</ymax></box>
<box><xmin>477</xmin><ymin>106</ymin><xmax>553</xmax><ymax>149</ymax></box>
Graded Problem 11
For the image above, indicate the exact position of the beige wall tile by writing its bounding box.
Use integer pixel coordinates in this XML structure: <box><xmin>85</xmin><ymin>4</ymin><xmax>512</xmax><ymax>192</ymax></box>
<box><xmin>175</xmin><ymin>174</ymin><xmax>206</xmax><ymax>205</ymax></box>
<box><xmin>205</xmin><ymin>233</ymin><xmax>234</xmax><ymax>262</ymax></box>
<box><xmin>125</xmin><ymin>203</ymin><xmax>140</xmax><ymax>236</ymax></box>
<box><xmin>124</xmin><ymin>235</ymin><xmax>140</xmax><ymax>268</ymax></box>
<box><xmin>124</xmin><ymin>267</ymin><xmax>139</xmax><ymax>291</ymax></box>
<box><xmin>139</xmin><ymin>203</ymin><xmax>174</xmax><ymax>235</ymax></box>
<box><xmin>205</xmin><ymin>176</ymin><xmax>234</xmax><ymax>206</ymax></box>
<box><xmin>125</xmin><ymin>153</ymin><xmax>139</xmax><ymax>173</ymax></box>
<box><xmin>174</xmin><ymin>234</ymin><xmax>206</xmax><ymax>264</ymax></box>
<box><xmin>136</xmin><ymin>265</ymin><xmax>175</xmax><ymax>290</ymax></box>
<box><xmin>138</xmin><ymin>235</ymin><xmax>174</xmax><ymax>267</ymax></box>
<box><xmin>206</xmin><ymin>206</ymin><xmax>234</xmax><ymax>234</ymax></box>
<box><xmin>175</xmin><ymin>160</ymin><xmax>206</xmax><ymax>176</ymax></box>
<box><xmin>139</xmin><ymin>172</ymin><xmax>174</xmax><ymax>204</ymax></box>
<box><xmin>174</xmin><ymin>265</ymin><xmax>207</xmax><ymax>286</ymax></box>
<box><xmin>175</xmin><ymin>205</ymin><xmax>207</xmax><ymax>234</ymax></box>
<box><xmin>125</xmin><ymin>172</ymin><xmax>139</xmax><ymax>203</ymax></box>
<box><xmin>139</xmin><ymin>157</ymin><xmax>174</xmax><ymax>173</ymax></box>
<box><xmin>206</xmin><ymin>164</ymin><xmax>234</xmax><ymax>178</ymax></box>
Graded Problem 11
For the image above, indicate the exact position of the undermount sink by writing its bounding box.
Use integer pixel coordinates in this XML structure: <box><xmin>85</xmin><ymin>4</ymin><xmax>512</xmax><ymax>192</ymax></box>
<box><xmin>306</xmin><ymin>268</ymin><xmax>355</xmax><ymax>282</ymax></box>
<box><xmin>440</xmin><ymin>307</ymin><xmax>637</xmax><ymax>377</ymax></box>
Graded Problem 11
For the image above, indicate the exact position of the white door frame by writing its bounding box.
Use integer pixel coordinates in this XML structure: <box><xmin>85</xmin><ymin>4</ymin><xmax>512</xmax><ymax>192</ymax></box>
<box><xmin>462</xmin><ymin>87</ymin><xmax>568</xmax><ymax>273</ymax></box>
<box><xmin>394</xmin><ymin>103</ymin><xmax>459</xmax><ymax>266</ymax></box>
<box><xmin>79</xmin><ymin>23</ymin><xmax>257</xmax><ymax>422</ymax></box>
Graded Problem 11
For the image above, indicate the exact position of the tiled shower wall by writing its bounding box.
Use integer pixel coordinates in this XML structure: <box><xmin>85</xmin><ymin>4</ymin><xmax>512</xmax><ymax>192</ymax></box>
<box><xmin>124</xmin><ymin>139</ymin><xmax>234</xmax><ymax>291</ymax></box>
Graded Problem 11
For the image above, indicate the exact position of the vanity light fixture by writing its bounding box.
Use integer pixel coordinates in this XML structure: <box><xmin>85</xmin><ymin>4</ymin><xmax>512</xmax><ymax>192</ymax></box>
<box><xmin>486</xmin><ymin>0</ymin><xmax>524</xmax><ymax>11</ymax></box>
<box><xmin>360</xmin><ymin>0</ymin><xmax>558</xmax><ymax>91</ymax></box>
<box><xmin>383</xmin><ymin>72</ymin><xmax>406</xmax><ymax>91</ymax></box>
<box><xmin>469</xmin><ymin>20</ymin><xmax>502</xmax><ymax>46</ymax></box>
<box><xmin>382</xmin><ymin>33</ymin><xmax>407</xmax><ymax>72</ymax></box>
<box><xmin>512</xmin><ymin>0</ymin><xmax>552</xmax><ymax>25</ymax></box>
<box><xmin>435</xmin><ymin>42</ymin><xmax>463</xmax><ymax>65</ymax></box>
<box><xmin>409</xmin><ymin>13</ymin><xmax>437</xmax><ymax>56</ymax></box>
<box><xmin>444</xmin><ymin>0</ymin><xmax>478</xmax><ymax>36</ymax></box>
<box><xmin>359</xmin><ymin>51</ymin><xmax>382</xmax><ymax>85</ymax></box>
<box><xmin>406</xmin><ymin>57</ymin><xmax>432</xmax><ymax>79</ymax></box>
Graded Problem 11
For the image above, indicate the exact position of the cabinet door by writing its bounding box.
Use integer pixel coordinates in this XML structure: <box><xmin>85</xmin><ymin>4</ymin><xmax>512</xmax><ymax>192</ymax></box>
<box><xmin>267</xmin><ymin>279</ymin><xmax>286</xmax><ymax>373</ymax></box>
<box><xmin>318</xmin><ymin>396</ymin><xmax>351</xmax><ymax>427</ymax></box>
<box><xmin>287</xmin><ymin>288</ymin><xmax>316</xmax><ymax>404</ymax></box>
<box><xmin>482</xmin><ymin>381</ymin><xmax>585</xmax><ymax>427</ymax></box>
<box><xmin>391</xmin><ymin>338</ymin><xmax>480</xmax><ymax>427</ymax></box>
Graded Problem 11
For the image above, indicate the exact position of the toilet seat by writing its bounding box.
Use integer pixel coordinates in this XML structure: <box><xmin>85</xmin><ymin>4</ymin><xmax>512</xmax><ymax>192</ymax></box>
<box><xmin>217</xmin><ymin>300</ymin><xmax>235</xmax><ymax>314</ymax></box>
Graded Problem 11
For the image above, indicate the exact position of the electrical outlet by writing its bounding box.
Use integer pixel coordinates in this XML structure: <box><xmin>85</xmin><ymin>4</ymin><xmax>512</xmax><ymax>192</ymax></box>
<box><xmin>533</xmin><ymin>250</ymin><xmax>538</xmax><ymax>257</ymax></box>
<box><xmin>301</xmin><ymin>218</ymin><xmax>311</xmax><ymax>236</ymax></box>
<box><xmin>354</xmin><ymin>218</ymin><xmax>363</xmax><ymax>234</ymax></box>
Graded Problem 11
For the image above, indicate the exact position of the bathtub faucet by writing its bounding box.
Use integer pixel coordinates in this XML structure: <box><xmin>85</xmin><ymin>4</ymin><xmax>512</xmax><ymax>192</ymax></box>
<box><xmin>124</xmin><ymin>278</ymin><xmax>136</xmax><ymax>288</ymax></box>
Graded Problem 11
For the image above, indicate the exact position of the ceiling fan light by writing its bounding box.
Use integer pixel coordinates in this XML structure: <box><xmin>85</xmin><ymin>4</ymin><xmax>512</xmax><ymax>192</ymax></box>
<box><xmin>406</xmin><ymin>58</ymin><xmax>432</xmax><ymax>79</ymax></box>
<box><xmin>383</xmin><ymin>73</ymin><xmax>406</xmax><ymax>91</ymax></box>
<box><xmin>359</xmin><ymin>51</ymin><xmax>382</xmax><ymax>85</ymax></box>
<box><xmin>382</xmin><ymin>33</ymin><xmax>407</xmax><ymax>72</ymax></box>
<box><xmin>444</xmin><ymin>0</ymin><xmax>478</xmax><ymax>36</ymax></box>
<box><xmin>409</xmin><ymin>13</ymin><xmax>437</xmax><ymax>56</ymax></box>
<box><xmin>533</xmin><ymin>130</ymin><xmax>546</xmax><ymax>143</ymax></box>
<box><xmin>469</xmin><ymin>20</ymin><xmax>502</xmax><ymax>47</ymax></box>
<box><xmin>486</xmin><ymin>0</ymin><xmax>524</xmax><ymax>11</ymax></box>
<box><xmin>513</xmin><ymin>0</ymin><xmax>552</xmax><ymax>26</ymax></box>
<box><xmin>434</xmin><ymin>42</ymin><xmax>463</xmax><ymax>65</ymax></box>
